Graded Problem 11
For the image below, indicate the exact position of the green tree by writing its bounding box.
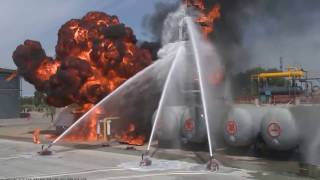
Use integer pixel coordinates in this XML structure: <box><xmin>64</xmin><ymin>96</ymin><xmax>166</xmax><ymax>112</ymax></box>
<box><xmin>43</xmin><ymin>105</ymin><xmax>56</xmax><ymax>122</ymax></box>
<box><xmin>232</xmin><ymin>67</ymin><xmax>266</xmax><ymax>96</ymax></box>
<box><xmin>33</xmin><ymin>91</ymin><xmax>45</xmax><ymax>107</ymax></box>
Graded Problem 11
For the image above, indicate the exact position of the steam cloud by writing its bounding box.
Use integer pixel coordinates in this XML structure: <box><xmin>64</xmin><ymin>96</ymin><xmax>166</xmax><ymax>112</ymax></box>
<box><xmin>143</xmin><ymin>0</ymin><xmax>320</xmax><ymax>72</ymax></box>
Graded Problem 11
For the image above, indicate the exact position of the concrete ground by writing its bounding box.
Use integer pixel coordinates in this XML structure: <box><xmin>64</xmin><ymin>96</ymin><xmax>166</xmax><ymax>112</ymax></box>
<box><xmin>0</xmin><ymin>112</ymin><xmax>53</xmax><ymax>141</ymax></box>
<box><xmin>0</xmin><ymin>139</ymin><xmax>313</xmax><ymax>180</ymax></box>
<box><xmin>0</xmin><ymin>112</ymin><xmax>316</xmax><ymax>179</ymax></box>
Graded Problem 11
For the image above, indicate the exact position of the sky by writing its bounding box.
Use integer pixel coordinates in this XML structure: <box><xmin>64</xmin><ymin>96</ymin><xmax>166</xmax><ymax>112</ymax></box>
<box><xmin>0</xmin><ymin>0</ymin><xmax>173</xmax><ymax>96</ymax></box>
<box><xmin>242</xmin><ymin>3</ymin><xmax>320</xmax><ymax>73</ymax></box>
<box><xmin>1</xmin><ymin>0</ymin><xmax>320</xmax><ymax>96</ymax></box>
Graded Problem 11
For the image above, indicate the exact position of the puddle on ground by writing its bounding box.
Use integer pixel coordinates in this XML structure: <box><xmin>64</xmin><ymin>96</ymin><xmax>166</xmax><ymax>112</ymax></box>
<box><xmin>118</xmin><ymin>158</ymin><xmax>257</xmax><ymax>179</ymax></box>
<box><xmin>119</xmin><ymin>159</ymin><xmax>200</xmax><ymax>172</ymax></box>
<box><xmin>119</xmin><ymin>158</ymin><xmax>244</xmax><ymax>173</ymax></box>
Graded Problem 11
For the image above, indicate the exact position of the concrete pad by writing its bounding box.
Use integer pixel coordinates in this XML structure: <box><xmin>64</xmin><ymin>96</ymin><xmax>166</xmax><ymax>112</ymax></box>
<box><xmin>0</xmin><ymin>139</ymin><xmax>313</xmax><ymax>180</ymax></box>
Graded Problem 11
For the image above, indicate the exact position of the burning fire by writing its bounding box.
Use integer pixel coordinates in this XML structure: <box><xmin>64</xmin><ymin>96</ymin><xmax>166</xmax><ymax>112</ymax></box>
<box><xmin>13</xmin><ymin>12</ymin><xmax>151</xmax><ymax>143</ymax></box>
<box><xmin>13</xmin><ymin>12</ymin><xmax>152</xmax><ymax>108</ymax></box>
<box><xmin>5</xmin><ymin>70</ymin><xmax>17</xmax><ymax>81</ymax></box>
<box><xmin>33</xmin><ymin>128</ymin><xmax>41</xmax><ymax>144</ymax></box>
<box><xmin>14</xmin><ymin>1</ymin><xmax>221</xmax><ymax>145</ymax></box>
<box><xmin>183</xmin><ymin>0</ymin><xmax>221</xmax><ymax>38</ymax></box>
<box><xmin>184</xmin><ymin>0</ymin><xmax>224</xmax><ymax>85</ymax></box>
<box><xmin>115</xmin><ymin>123</ymin><xmax>146</xmax><ymax>146</ymax></box>
<box><xmin>60</xmin><ymin>104</ymin><xmax>100</xmax><ymax>141</ymax></box>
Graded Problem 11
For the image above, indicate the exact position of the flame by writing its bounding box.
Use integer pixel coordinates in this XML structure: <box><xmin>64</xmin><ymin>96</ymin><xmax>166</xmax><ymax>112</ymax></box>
<box><xmin>13</xmin><ymin>12</ymin><xmax>152</xmax><ymax>143</ymax></box>
<box><xmin>183</xmin><ymin>0</ymin><xmax>221</xmax><ymax>38</ymax></box>
<box><xmin>115</xmin><ymin>123</ymin><xmax>146</xmax><ymax>146</ymax></box>
<box><xmin>60</xmin><ymin>104</ymin><xmax>101</xmax><ymax>142</ymax></box>
<box><xmin>36</xmin><ymin>60</ymin><xmax>61</xmax><ymax>81</ymax></box>
<box><xmin>14</xmin><ymin>4</ymin><xmax>220</xmax><ymax>145</ymax></box>
<box><xmin>196</xmin><ymin>4</ymin><xmax>221</xmax><ymax>38</ymax></box>
<box><xmin>32</xmin><ymin>128</ymin><xmax>41</xmax><ymax>144</ymax></box>
<box><xmin>5</xmin><ymin>70</ymin><xmax>17</xmax><ymax>81</ymax></box>
<box><xmin>13</xmin><ymin>11</ymin><xmax>152</xmax><ymax>107</ymax></box>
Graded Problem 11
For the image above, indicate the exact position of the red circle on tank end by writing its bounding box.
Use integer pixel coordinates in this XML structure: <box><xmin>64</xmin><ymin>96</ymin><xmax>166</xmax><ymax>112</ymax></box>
<box><xmin>267</xmin><ymin>122</ymin><xmax>281</xmax><ymax>138</ymax></box>
<box><xmin>226</xmin><ymin>120</ymin><xmax>237</xmax><ymax>135</ymax></box>
<box><xmin>184</xmin><ymin>118</ymin><xmax>195</xmax><ymax>131</ymax></box>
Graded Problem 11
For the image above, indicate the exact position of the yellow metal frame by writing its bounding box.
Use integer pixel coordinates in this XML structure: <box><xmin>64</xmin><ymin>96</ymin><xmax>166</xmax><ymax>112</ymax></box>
<box><xmin>252</xmin><ymin>68</ymin><xmax>305</xmax><ymax>80</ymax></box>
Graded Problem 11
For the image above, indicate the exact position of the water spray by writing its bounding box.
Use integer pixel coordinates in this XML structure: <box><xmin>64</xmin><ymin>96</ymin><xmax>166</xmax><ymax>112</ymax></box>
<box><xmin>140</xmin><ymin>47</ymin><xmax>184</xmax><ymax>166</ymax></box>
<box><xmin>38</xmin><ymin>60</ymin><xmax>169</xmax><ymax>156</ymax></box>
<box><xmin>185</xmin><ymin>16</ymin><xmax>219</xmax><ymax>171</ymax></box>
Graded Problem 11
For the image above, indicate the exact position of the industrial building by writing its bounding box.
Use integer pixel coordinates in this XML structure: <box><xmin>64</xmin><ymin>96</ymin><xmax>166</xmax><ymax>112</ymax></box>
<box><xmin>0</xmin><ymin>68</ymin><xmax>20</xmax><ymax>119</ymax></box>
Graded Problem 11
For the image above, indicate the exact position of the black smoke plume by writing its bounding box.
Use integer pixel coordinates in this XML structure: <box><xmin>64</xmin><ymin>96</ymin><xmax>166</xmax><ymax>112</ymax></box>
<box><xmin>13</xmin><ymin>11</ymin><xmax>152</xmax><ymax>107</ymax></box>
<box><xmin>144</xmin><ymin>0</ymin><xmax>320</xmax><ymax>72</ymax></box>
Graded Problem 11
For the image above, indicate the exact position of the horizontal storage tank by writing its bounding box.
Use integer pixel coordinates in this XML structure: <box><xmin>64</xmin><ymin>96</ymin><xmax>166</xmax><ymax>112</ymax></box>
<box><xmin>261</xmin><ymin>107</ymin><xmax>299</xmax><ymax>151</ymax></box>
<box><xmin>180</xmin><ymin>105</ymin><xmax>206</xmax><ymax>144</ymax></box>
<box><xmin>152</xmin><ymin>105</ymin><xmax>207</xmax><ymax>146</ymax></box>
<box><xmin>152</xmin><ymin>106</ymin><xmax>185</xmax><ymax>146</ymax></box>
<box><xmin>223</xmin><ymin>105</ymin><xmax>266</xmax><ymax>147</ymax></box>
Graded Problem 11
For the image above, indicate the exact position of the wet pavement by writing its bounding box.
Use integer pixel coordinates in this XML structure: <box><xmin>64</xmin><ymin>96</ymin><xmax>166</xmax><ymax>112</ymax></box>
<box><xmin>0</xmin><ymin>113</ymin><xmax>318</xmax><ymax>179</ymax></box>
<box><xmin>0</xmin><ymin>139</ymin><xmax>316</xmax><ymax>180</ymax></box>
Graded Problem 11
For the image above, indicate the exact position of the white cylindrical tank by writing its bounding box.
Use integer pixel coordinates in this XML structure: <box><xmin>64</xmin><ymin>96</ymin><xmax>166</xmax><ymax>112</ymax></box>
<box><xmin>261</xmin><ymin>107</ymin><xmax>299</xmax><ymax>151</ymax></box>
<box><xmin>223</xmin><ymin>105</ymin><xmax>266</xmax><ymax>147</ymax></box>
<box><xmin>152</xmin><ymin>106</ymin><xmax>185</xmax><ymax>142</ymax></box>
<box><xmin>180</xmin><ymin>106</ymin><xmax>206</xmax><ymax>143</ymax></box>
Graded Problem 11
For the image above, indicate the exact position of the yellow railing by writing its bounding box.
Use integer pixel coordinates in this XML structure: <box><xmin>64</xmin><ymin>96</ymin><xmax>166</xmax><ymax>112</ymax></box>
<box><xmin>252</xmin><ymin>68</ymin><xmax>305</xmax><ymax>80</ymax></box>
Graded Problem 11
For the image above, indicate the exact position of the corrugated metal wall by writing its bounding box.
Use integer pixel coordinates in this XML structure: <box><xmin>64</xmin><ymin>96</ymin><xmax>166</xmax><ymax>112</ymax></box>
<box><xmin>0</xmin><ymin>70</ymin><xmax>20</xmax><ymax>119</ymax></box>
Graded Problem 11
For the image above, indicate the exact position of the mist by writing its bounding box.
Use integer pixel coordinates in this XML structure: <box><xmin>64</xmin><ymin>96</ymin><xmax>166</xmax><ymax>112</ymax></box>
<box><xmin>143</xmin><ymin>0</ymin><xmax>320</xmax><ymax>73</ymax></box>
